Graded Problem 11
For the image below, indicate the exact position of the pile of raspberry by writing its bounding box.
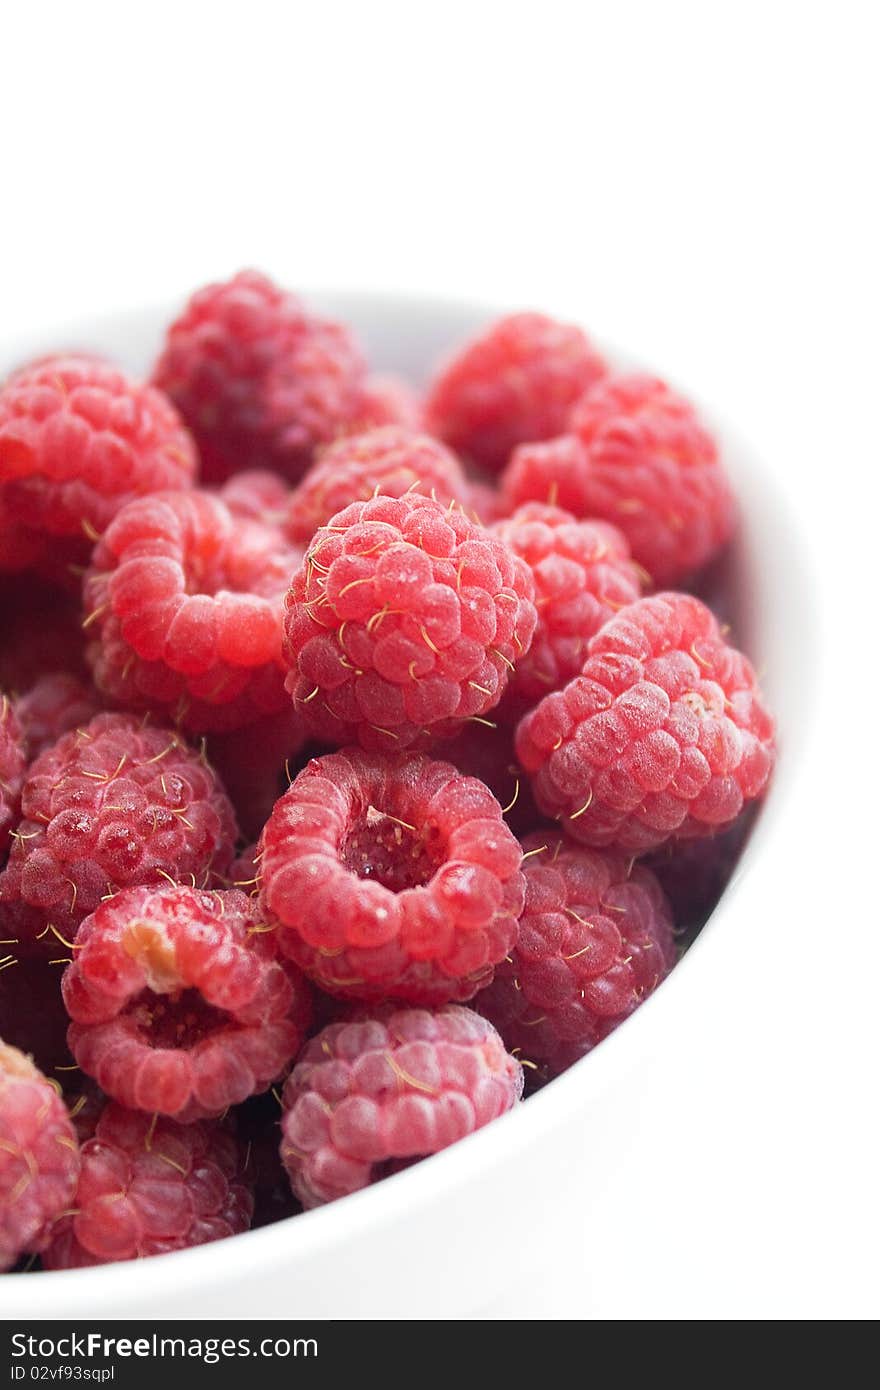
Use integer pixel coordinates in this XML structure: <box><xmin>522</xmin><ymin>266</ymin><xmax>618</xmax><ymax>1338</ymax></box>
<box><xmin>0</xmin><ymin>272</ymin><xmax>775</xmax><ymax>1274</ymax></box>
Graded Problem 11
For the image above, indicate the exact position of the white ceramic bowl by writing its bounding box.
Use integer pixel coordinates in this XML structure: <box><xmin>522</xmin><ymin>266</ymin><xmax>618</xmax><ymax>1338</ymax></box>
<box><xmin>1</xmin><ymin>292</ymin><xmax>812</xmax><ymax>1319</ymax></box>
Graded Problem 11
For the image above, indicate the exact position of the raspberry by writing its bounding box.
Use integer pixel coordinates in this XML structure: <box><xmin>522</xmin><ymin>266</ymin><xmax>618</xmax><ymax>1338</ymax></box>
<box><xmin>436</xmin><ymin>721</ymin><xmax>543</xmax><ymax>838</ymax></box>
<box><xmin>285</xmin><ymin>426</ymin><xmax>470</xmax><ymax>547</ymax></box>
<box><xmin>152</xmin><ymin>270</ymin><xmax>367</xmax><ymax>483</ymax></box>
<box><xmin>219</xmin><ymin>469</ymin><xmax>291</xmax><ymax>525</ymax></box>
<box><xmin>0</xmin><ymin>578</ymin><xmax>87</xmax><ymax>692</ymax></box>
<box><xmin>0</xmin><ymin>956</ymin><xmax>72</xmax><ymax>1077</ymax></box>
<box><xmin>424</xmin><ymin>312</ymin><xmax>608</xmax><ymax>473</ymax></box>
<box><xmin>84</xmin><ymin>491</ymin><xmax>302</xmax><ymax>733</ymax></box>
<box><xmin>491</xmin><ymin>503</ymin><xmax>642</xmax><ymax>722</ymax></box>
<box><xmin>353</xmin><ymin>375</ymin><xmax>421</xmax><ymax>431</ymax></box>
<box><xmin>0</xmin><ymin>712</ymin><xmax>237</xmax><ymax>947</ymax></box>
<box><xmin>42</xmin><ymin>1101</ymin><xmax>253</xmax><ymax>1267</ymax></box>
<box><xmin>0</xmin><ymin>1042</ymin><xmax>80</xmax><ymax>1270</ymax></box>
<box><xmin>645</xmin><ymin>808</ymin><xmax>755</xmax><ymax>937</ymax></box>
<box><xmin>516</xmin><ymin>593</ymin><xmax>776</xmax><ymax>853</ymax></box>
<box><xmin>229</xmin><ymin>842</ymin><xmax>261</xmax><ymax>891</ymax></box>
<box><xmin>0</xmin><ymin>693</ymin><xmax>25</xmax><ymax>856</ymax></box>
<box><xmin>14</xmin><ymin>673</ymin><xmax>100</xmax><ymax>761</ymax></box>
<box><xmin>63</xmin><ymin>884</ymin><xmax>311</xmax><ymax>1121</ymax></box>
<box><xmin>467</xmin><ymin>481</ymin><xmax>509</xmax><ymax>527</ymax></box>
<box><xmin>206</xmin><ymin>707</ymin><xmax>308</xmax><ymax>842</ymax></box>
<box><xmin>0</xmin><ymin>355</ymin><xmax>196</xmax><ymax>569</ymax></box>
<box><xmin>475</xmin><ymin>833</ymin><xmax>675</xmax><ymax>1073</ymax></box>
<box><xmin>503</xmin><ymin>374</ymin><xmax>735</xmax><ymax>585</ymax></box>
<box><xmin>283</xmin><ymin>493</ymin><xmax>537</xmax><ymax>750</ymax></box>
<box><xmin>280</xmin><ymin>1006</ymin><xmax>523</xmax><ymax>1208</ymax></box>
<box><xmin>259</xmin><ymin>748</ymin><xmax>525</xmax><ymax>1003</ymax></box>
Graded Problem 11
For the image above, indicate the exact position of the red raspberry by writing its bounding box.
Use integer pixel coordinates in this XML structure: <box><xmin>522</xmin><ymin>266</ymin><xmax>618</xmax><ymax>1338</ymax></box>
<box><xmin>63</xmin><ymin>884</ymin><xmax>311</xmax><ymax>1121</ymax></box>
<box><xmin>285</xmin><ymin>426</ymin><xmax>470</xmax><ymax>547</ymax></box>
<box><xmin>503</xmin><ymin>374</ymin><xmax>735</xmax><ymax>585</ymax></box>
<box><xmin>0</xmin><ymin>956</ymin><xmax>72</xmax><ymax>1077</ymax></box>
<box><xmin>152</xmin><ymin>270</ymin><xmax>367</xmax><ymax>483</ymax></box>
<box><xmin>0</xmin><ymin>1042</ymin><xmax>80</xmax><ymax>1270</ymax></box>
<box><xmin>645</xmin><ymin>808</ymin><xmax>755</xmax><ymax>937</ymax></box>
<box><xmin>424</xmin><ymin>312</ymin><xmax>608</xmax><ymax>473</ymax></box>
<box><xmin>353</xmin><ymin>375</ymin><xmax>421</xmax><ymax>431</ymax></box>
<box><xmin>0</xmin><ymin>355</ymin><xmax>196</xmax><ymax>571</ymax></box>
<box><xmin>229</xmin><ymin>842</ymin><xmax>261</xmax><ymax>891</ymax></box>
<box><xmin>84</xmin><ymin>491</ymin><xmax>302</xmax><ymax>733</ymax></box>
<box><xmin>259</xmin><ymin>748</ymin><xmax>525</xmax><ymax>1003</ymax></box>
<box><xmin>0</xmin><ymin>693</ymin><xmax>25</xmax><ymax>856</ymax></box>
<box><xmin>492</xmin><ymin>503</ymin><xmax>643</xmax><ymax>722</ymax></box>
<box><xmin>436</xmin><ymin>720</ymin><xmax>544</xmax><ymax>839</ymax></box>
<box><xmin>14</xmin><ymin>673</ymin><xmax>100</xmax><ymax>761</ymax></box>
<box><xmin>467</xmin><ymin>481</ymin><xmax>509</xmax><ymax>527</ymax></box>
<box><xmin>475</xmin><ymin>832</ymin><xmax>675</xmax><ymax>1073</ymax></box>
<box><xmin>516</xmin><ymin>593</ymin><xmax>775</xmax><ymax>853</ymax></box>
<box><xmin>218</xmin><ymin>468</ymin><xmax>291</xmax><ymax>525</ymax></box>
<box><xmin>280</xmin><ymin>1006</ymin><xmax>523</xmax><ymax>1208</ymax></box>
<box><xmin>42</xmin><ymin>1101</ymin><xmax>253</xmax><ymax>1268</ymax></box>
<box><xmin>207</xmin><ymin>706</ymin><xmax>308</xmax><ymax>842</ymax></box>
<box><xmin>0</xmin><ymin>712</ymin><xmax>237</xmax><ymax>947</ymax></box>
<box><xmin>0</xmin><ymin>578</ymin><xmax>87</xmax><ymax>692</ymax></box>
<box><xmin>283</xmin><ymin>493</ymin><xmax>537</xmax><ymax>750</ymax></box>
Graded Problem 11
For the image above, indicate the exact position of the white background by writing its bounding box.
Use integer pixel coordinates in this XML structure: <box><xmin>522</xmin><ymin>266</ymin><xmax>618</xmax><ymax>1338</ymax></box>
<box><xmin>2</xmin><ymin>0</ymin><xmax>877</xmax><ymax>1319</ymax></box>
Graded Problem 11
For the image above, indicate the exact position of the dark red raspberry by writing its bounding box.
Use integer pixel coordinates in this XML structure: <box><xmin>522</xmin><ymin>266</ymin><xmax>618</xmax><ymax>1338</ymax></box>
<box><xmin>63</xmin><ymin>884</ymin><xmax>311</xmax><ymax>1121</ymax></box>
<box><xmin>0</xmin><ymin>693</ymin><xmax>26</xmax><ymax>856</ymax></box>
<box><xmin>353</xmin><ymin>375</ymin><xmax>421</xmax><ymax>431</ymax></box>
<box><xmin>259</xmin><ymin>748</ymin><xmax>524</xmax><ymax>1003</ymax></box>
<box><xmin>285</xmin><ymin>426</ymin><xmax>470</xmax><ymax>547</ymax></box>
<box><xmin>42</xmin><ymin>1101</ymin><xmax>253</xmax><ymax>1267</ymax></box>
<box><xmin>0</xmin><ymin>956</ymin><xmax>72</xmax><ymax>1077</ymax></box>
<box><xmin>424</xmin><ymin>312</ymin><xmax>608</xmax><ymax>473</ymax></box>
<box><xmin>281</xmin><ymin>1006</ymin><xmax>523</xmax><ymax>1208</ymax></box>
<box><xmin>229</xmin><ymin>842</ymin><xmax>261</xmax><ymax>892</ymax></box>
<box><xmin>14</xmin><ymin>673</ymin><xmax>100</xmax><ymax>761</ymax></box>
<box><xmin>0</xmin><ymin>1042</ymin><xmax>80</xmax><ymax>1270</ymax></box>
<box><xmin>207</xmin><ymin>707</ymin><xmax>308</xmax><ymax>843</ymax></box>
<box><xmin>0</xmin><ymin>711</ymin><xmax>237</xmax><ymax>947</ymax></box>
<box><xmin>645</xmin><ymin>807</ymin><xmax>755</xmax><ymax>937</ymax></box>
<box><xmin>218</xmin><ymin>468</ymin><xmax>291</xmax><ymax>525</ymax></box>
<box><xmin>152</xmin><ymin>270</ymin><xmax>367</xmax><ymax>483</ymax></box>
<box><xmin>0</xmin><ymin>355</ymin><xmax>196</xmax><ymax>571</ymax></box>
<box><xmin>475</xmin><ymin>832</ymin><xmax>675</xmax><ymax>1073</ymax></box>
<box><xmin>0</xmin><ymin>578</ymin><xmax>87</xmax><ymax>692</ymax></box>
<box><xmin>516</xmin><ymin>593</ymin><xmax>775</xmax><ymax>853</ymax></box>
<box><xmin>84</xmin><ymin>491</ymin><xmax>302</xmax><ymax>733</ymax></box>
<box><xmin>283</xmin><ymin>493</ymin><xmax>537</xmax><ymax>751</ymax></box>
<box><xmin>436</xmin><ymin>720</ymin><xmax>544</xmax><ymax>838</ymax></box>
<box><xmin>492</xmin><ymin>503</ymin><xmax>643</xmax><ymax>722</ymax></box>
<box><xmin>503</xmin><ymin>374</ymin><xmax>735</xmax><ymax>585</ymax></box>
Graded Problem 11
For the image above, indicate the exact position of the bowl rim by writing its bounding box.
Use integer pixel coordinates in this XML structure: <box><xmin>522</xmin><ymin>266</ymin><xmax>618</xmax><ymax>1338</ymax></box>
<box><xmin>0</xmin><ymin>288</ymin><xmax>815</xmax><ymax>1310</ymax></box>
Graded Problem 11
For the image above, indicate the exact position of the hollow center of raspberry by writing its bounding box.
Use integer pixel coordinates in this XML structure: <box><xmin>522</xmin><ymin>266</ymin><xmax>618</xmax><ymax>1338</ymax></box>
<box><xmin>130</xmin><ymin>988</ymin><xmax>229</xmax><ymax>1050</ymax></box>
<box><xmin>341</xmin><ymin>805</ymin><xmax>440</xmax><ymax>892</ymax></box>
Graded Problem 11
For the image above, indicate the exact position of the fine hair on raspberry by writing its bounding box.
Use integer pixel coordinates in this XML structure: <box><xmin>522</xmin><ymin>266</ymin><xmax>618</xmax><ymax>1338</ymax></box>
<box><xmin>84</xmin><ymin>490</ymin><xmax>302</xmax><ymax>733</ymax></box>
<box><xmin>259</xmin><ymin>747</ymin><xmax>525</xmax><ymax>1003</ymax></box>
<box><xmin>63</xmin><ymin>883</ymin><xmax>311</xmax><ymax>1121</ymax></box>
<box><xmin>281</xmin><ymin>1006</ymin><xmax>523</xmax><ymax>1208</ymax></box>
<box><xmin>283</xmin><ymin>491</ymin><xmax>537</xmax><ymax>750</ymax></box>
<box><xmin>476</xmin><ymin>832</ymin><xmax>676</xmax><ymax>1073</ymax></box>
<box><xmin>515</xmin><ymin>592</ymin><xmax>775</xmax><ymax>853</ymax></box>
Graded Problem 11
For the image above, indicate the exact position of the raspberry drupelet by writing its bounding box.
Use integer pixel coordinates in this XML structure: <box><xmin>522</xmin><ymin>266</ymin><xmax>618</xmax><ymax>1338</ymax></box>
<box><xmin>475</xmin><ymin>832</ymin><xmax>675</xmax><ymax>1074</ymax></box>
<box><xmin>283</xmin><ymin>493</ymin><xmax>537</xmax><ymax>751</ymax></box>
<box><xmin>14</xmin><ymin>673</ymin><xmax>100</xmax><ymax>761</ymax></box>
<box><xmin>0</xmin><ymin>1042</ymin><xmax>80</xmax><ymax>1271</ymax></box>
<box><xmin>516</xmin><ymin>593</ymin><xmax>775</xmax><ymax>854</ymax></box>
<box><xmin>42</xmin><ymin>1102</ymin><xmax>253</xmax><ymax>1268</ymax></box>
<box><xmin>284</xmin><ymin>426</ymin><xmax>470</xmax><ymax>547</ymax></box>
<box><xmin>151</xmin><ymin>270</ymin><xmax>367</xmax><ymax>483</ymax></box>
<box><xmin>424</xmin><ymin>312</ymin><xmax>608</xmax><ymax>473</ymax></box>
<box><xmin>218</xmin><ymin>468</ymin><xmax>291</xmax><ymax>525</ymax></box>
<box><xmin>491</xmin><ymin>503</ymin><xmax>643</xmax><ymax>723</ymax></box>
<box><xmin>0</xmin><ymin>711</ymin><xmax>237</xmax><ymax>949</ymax></box>
<box><xmin>63</xmin><ymin>884</ymin><xmax>311</xmax><ymax>1121</ymax></box>
<box><xmin>259</xmin><ymin>748</ymin><xmax>525</xmax><ymax>1004</ymax></box>
<box><xmin>0</xmin><ymin>355</ymin><xmax>196</xmax><ymax>573</ymax></box>
<box><xmin>353</xmin><ymin>375</ymin><xmax>422</xmax><ymax>432</ymax></box>
<box><xmin>280</xmin><ymin>1006</ymin><xmax>523</xmax><ymax>1208</ymax></box>
<box><xmin>0</xmin><ymin>693</ymin><xmax>26</xmax><ymax>856</ymax></box>
<box><xmin>502</xmin><ymin>374</ymin><xmax>735</xmax><ymax>586</ymax></box>
<box><xmin>84</xmin><ymin>491</ymin><xmax>302</xmax><ymax>733</ymax></box>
